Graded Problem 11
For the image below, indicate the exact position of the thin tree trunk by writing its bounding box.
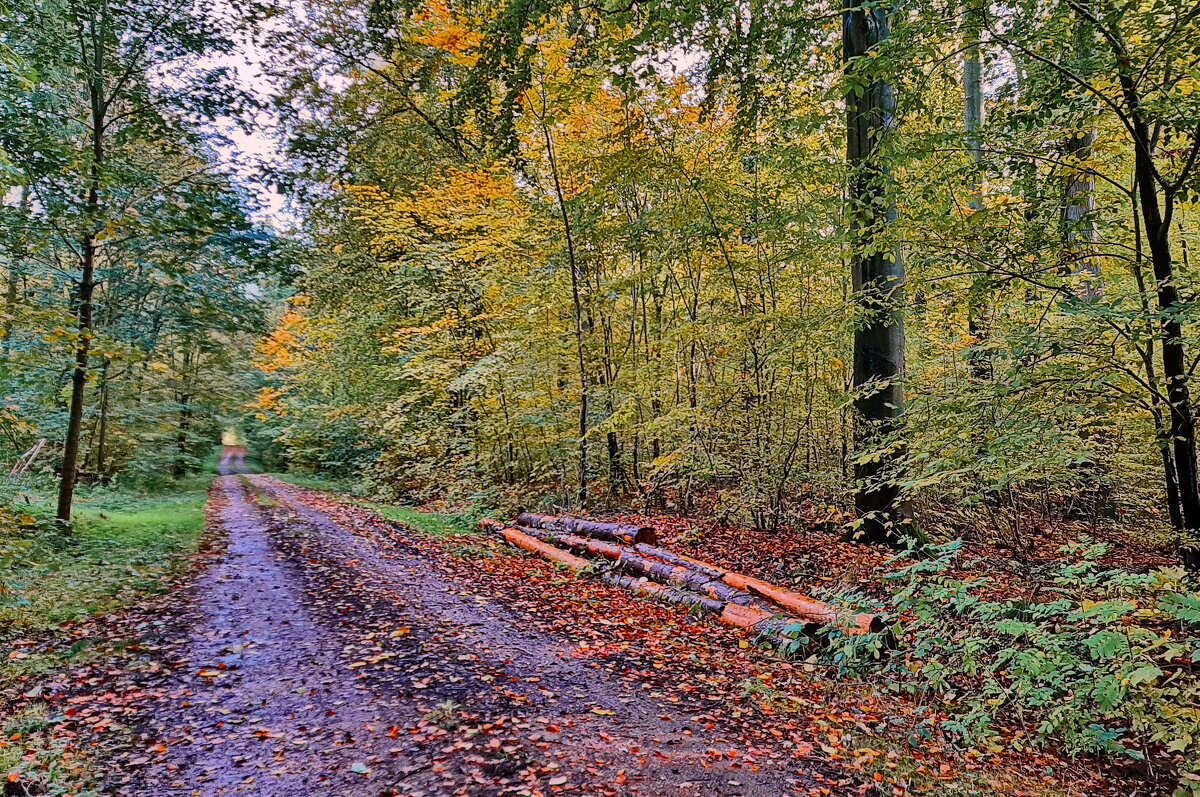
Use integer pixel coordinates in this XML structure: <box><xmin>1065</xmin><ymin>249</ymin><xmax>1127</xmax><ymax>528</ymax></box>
<box><xmin>94</xmin><ymin>356</ymin><xmax>111</xmax><ymax>481</ymax></box>
<box><xmin>1137</xmin><ymin>148</ymin><xmax>1200</xmax><ymax>563</ymax></box>
<box><xmin>57</xmin><ymin>9</ymin><xmax>108</xmax><ymax>526</ymax></box>
<box><xmin>3</xmin><ymin>187</ymin><xmax>29</xmax><ymax>358</ymax></box>
<box><xmin>1062</xmin><ymin>15</ymin><xmax>1100</xmax><ymax>300</ymax></box>
<box><xmin>57</xmin><ymin>236</ymin><xmax>96</xmax><ymax>524</ymax></box>
<box><xmin>174</xmin><ymin>396</ymin><xmax>193</xmax><ymax>477</ymax></box>
<box><xmin>540</xmin><ymin>117</ymin><xmax>589</xmax><ymax>506</ymax></box>
<box><xmin>963</xmin><ymin>0</ymin><xmax>991</xmax><ymax>381</ymax></box>
<box><xmin>1105</xmin><ymin>32</ymin><xmax>1200</xmax><ymax>564</ymax></box>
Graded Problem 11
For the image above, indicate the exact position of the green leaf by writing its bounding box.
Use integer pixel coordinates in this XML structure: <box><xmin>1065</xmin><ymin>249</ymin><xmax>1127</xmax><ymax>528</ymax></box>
<box><xmin>1158</xmin><ymin>593</ymin><xmax>1200</xmax><ymax>625</ymax></box>
<box><xmin>1125</xmin><ymin>665</ymin><xmax>1163</xmax><ymax>687</ymax></box>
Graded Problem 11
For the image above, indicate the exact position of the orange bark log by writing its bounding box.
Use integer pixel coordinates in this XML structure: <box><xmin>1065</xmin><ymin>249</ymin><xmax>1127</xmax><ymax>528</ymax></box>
<box><xmin>483</xmin><ymin>520</ymin><xmax>800</xmax><ymax>638</ymax></box>
<box><xmin>633</xmin><ymin>545</ymin><xmax>884</xmax><ymax>635</ymax></box>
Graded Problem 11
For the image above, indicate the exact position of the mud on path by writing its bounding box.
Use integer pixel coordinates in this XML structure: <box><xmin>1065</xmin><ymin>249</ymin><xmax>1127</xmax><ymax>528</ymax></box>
<box><xmin>112</xmin><ymin>462</ymin><xmax>842</xmax><ymax>797</ymax></box>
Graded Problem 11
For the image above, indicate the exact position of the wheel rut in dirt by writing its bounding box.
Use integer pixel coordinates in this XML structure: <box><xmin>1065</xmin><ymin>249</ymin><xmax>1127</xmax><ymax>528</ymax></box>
<box><xmin>115</xmin><ymin>464</ymin><xmax>838</xmax><ymax>796</ymax></box>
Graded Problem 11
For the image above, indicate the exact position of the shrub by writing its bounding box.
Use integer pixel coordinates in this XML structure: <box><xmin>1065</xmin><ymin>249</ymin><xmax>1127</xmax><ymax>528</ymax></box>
<box><xmin>813</xmin><ymin>541</ymin><xmax>1200</xmax><ymax>795</ymax></box>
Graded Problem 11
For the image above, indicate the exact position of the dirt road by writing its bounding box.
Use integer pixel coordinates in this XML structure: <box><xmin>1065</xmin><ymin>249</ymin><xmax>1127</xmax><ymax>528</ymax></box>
<box><xmin>112</xmin><ymin>458</ymin><xmax>837</xmax><ymax>796</ymax></box>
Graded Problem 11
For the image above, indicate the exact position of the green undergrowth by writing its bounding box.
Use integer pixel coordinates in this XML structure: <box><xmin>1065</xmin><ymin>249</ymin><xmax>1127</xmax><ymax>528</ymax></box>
<box><xmin>798</xmin><ymin>540</ymin><xmax>1200</xmax><ymax>796</ymax></box>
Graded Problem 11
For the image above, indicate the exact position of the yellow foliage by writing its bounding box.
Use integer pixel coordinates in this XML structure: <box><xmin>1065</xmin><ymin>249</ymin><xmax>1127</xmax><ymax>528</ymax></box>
<box><xmin>255</xmin><ymin>311</ymin><xmax>309</xmax><ymax>373</ymax></box>
<box><xmin>412</xmin><ymin>0</ymin><xmax>484</xmax><ymax>65</ymax></box>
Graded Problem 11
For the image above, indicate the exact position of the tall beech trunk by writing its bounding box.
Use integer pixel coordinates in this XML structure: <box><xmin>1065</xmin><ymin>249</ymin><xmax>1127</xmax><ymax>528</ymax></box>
<box><xmin>844</xmin><ymin>0</ymin><xmax>909</xmax><ymax>545</ymax></box>
<box><xmin>963</xmin><ymin>0</ymin><xmax>991</xmax><ymax>381</ymax></box>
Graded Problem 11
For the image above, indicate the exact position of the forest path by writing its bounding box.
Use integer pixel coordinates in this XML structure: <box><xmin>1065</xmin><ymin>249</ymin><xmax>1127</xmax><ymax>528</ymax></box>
<box><xmin>115</xmin><ymin>452</ymin><xmax>830</xmax><ymax>797</ymax></box>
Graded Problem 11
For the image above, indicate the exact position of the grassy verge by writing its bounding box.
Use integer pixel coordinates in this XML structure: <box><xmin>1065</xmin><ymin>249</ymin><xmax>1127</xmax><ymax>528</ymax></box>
<box><xmin>1</xmin><ymin>473</ymin><xmax>213</xmax><ymax>680</ymax></box>
<box><xmin>0</xmin><ymin>471</ymin><xmax>215</xmax><ymax>795</ymax></box>
<box><xmin>0</xmin><ymin>703</ymin><xmax>99</xmax><ymax>797</ymax></box>
<box><xmin>267</xmin><ymin>472</ymin><xmax>488</xmax><ymax>557</ymax></box>
<box><xmin>363</xmin><ymin>503</ymin><xmax>476</xmax><ymax>538</ymax></box>
<box><xmin>266</xmin><ymin>471</ymin><xmax>479</xmax><ymax>536</ymax></box>
<box><xmin>268</xmin><ymin>471</ymin><xmax>361</xmax><ymax>495</ymax></box>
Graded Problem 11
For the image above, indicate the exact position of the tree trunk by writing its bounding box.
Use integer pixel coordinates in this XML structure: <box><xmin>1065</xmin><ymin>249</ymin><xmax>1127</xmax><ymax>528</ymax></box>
<box><xmin>540</xmin><ymin>118</ymin><xmax>589</xmax><ymax>507</ymax></box>
<box><xmin>56</xmin><ymin>14</ymin><xmax>106</xmax><ymax>527</ymax></box>
<box><xmin>94</xmin><ymin>356</ymin><xmax>111</xmax><ymax>482</ymax></box>
<box><xmin>963</xmin><ymin>0</ymin><xmax>992</xmax><ymax>381</ymax></box>
<box><xmin>516</xmin><ymin>511</ymin><xmax>657</xmax><ymax>544</ymax></box>
<box><xmin>174</xmin><ymin>394</ymin><xmax>193</xmax><ymax>478</ymax></box>
<box><xmin>482</xmin><ymin>520</ymin><xmax>805</xmax><ymax>643</ymax></box>
<box><xmin>56</xmin><ymin>235</ymin><xmax>96</xmax><ymax>525</ymax></box>
<box><xmin>3</xmin><ymin>187</ymin><xmax>29</xmax><ymax>358</ymax></box>
<box><xmin>1062</xmin><ymin>15</ymin><xmax>1100</xmax><ymax>300</ymax></box>
<box><xmin>844</xmin><ymin>0</ymin><xmax>909</xmax><ymax>545</ymax></box>
<box><xmin>1105</xmin><ymin>34</ymin><xmax>1200</xmax><ymax>564</ymax></box>
<box><xmin>517</xmin><ymin>525</ymin><xmax>758</xmax><ymax>605</ymax></box>
<box><xmin>1137</xmin><ymin>148</ymin><xmax>1200</xmax><ymax>565</ymax></box>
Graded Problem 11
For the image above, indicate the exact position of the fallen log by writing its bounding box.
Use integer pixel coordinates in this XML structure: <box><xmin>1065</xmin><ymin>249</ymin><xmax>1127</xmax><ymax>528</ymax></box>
<box><xmin>633</xmin><ymin>542</ymin><xmax>884</xmax><ymax>635</ymax></box>
<box><xmin>516</xmin><ymin>512</ymin><xmax>657</xmax><ymax>545</ymax></box>
<box><xmin>515</xmin><ymin>525</ymin><xmax>757</xmax><ymax>607</ymax></box>
<box><xmin>507</xmin><ymin>518</ymin><xmax>882</xmax><ymax>635</ymax></box>
<box><xmin>482</xmin><ymin>520</ymin><xmax>801</xmax><ymax>641</ymax></box>
<box><xmin>484</xmin><ymin>519</ymin><xmax>590</xmax><ymax>570</ymax></box>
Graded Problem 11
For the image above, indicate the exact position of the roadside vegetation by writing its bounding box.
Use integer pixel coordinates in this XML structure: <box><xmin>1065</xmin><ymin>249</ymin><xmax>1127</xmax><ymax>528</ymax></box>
<box><xmin>1</xmin><ymin>466</ymin><xmax>215</xmax><ymax>680</ymax></box>
<box><xmin>0</xmin><ymin>461</ymin><xmax>215</xmax><ymax>796</ymax></box>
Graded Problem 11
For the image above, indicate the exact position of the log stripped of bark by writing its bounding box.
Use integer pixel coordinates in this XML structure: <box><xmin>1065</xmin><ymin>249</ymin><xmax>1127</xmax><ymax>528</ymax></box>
<box><xmin>516</xmin><ymin>512</ymin><xmax>657</xmax><ymax>545</ymax></box>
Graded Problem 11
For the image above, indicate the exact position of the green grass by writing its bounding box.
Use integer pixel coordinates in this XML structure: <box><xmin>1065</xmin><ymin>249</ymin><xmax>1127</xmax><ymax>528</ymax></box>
<box><xmin>0</xmin><ymin>473</ymin><xmax>215</xmax><ymax>794</ymax></box>
<box><xmin>268</xmin><ymin>471</ymin><xmax>481</xmax><ymax>537</ymax></box>
<box><xmin>0</xmin><ymin>704</ymin><xmax>99</xmax><ymax>797</ymax></box>
<box><xmin>363</xmin><ymin>503</ymin><xmax>477</xmax><ymax>538</ymax></box>
<box><xmin>267</xmin><ymin>472</ymin><xmax>488</xmax><ymax>556</ymax></box>
<box><xmin>268</xmin><ymin>471</ymin><xmax>361</xmax><ymax>495</ymax></box>
<box><xmin>1</xmin><ymin>475</ymin><xmax>213</xmax><ymax>691</ymax></box>
<box><xmin>363</xmin><ymin>503</ymin><xmax>492</xmax><ymax>558</ymax></box>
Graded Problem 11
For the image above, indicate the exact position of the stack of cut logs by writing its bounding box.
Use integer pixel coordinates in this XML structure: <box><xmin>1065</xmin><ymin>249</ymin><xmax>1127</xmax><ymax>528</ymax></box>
<box><xmin>480</xmin><ymin>512</ymin><xmax>884</xmax><ymax>646</ymax></box>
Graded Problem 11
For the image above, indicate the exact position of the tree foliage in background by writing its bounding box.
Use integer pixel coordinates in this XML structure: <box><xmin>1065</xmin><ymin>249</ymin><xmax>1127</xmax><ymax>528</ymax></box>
<box><xmin>0</xmin><ymin>0</ymin><xmax>274</xmax><ymax>508</ymax></box>
<box><xmin>255</xmin><ymin>0</ymin><xmax>1200</xmax><ymax>563</ymax></box>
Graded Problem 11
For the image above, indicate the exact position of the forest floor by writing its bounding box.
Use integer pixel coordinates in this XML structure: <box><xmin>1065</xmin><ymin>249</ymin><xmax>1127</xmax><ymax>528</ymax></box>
<box><xmin>0</xmin><ymin>449</ymin><xmax>1166</xmax><ymax>797</ymax></box>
